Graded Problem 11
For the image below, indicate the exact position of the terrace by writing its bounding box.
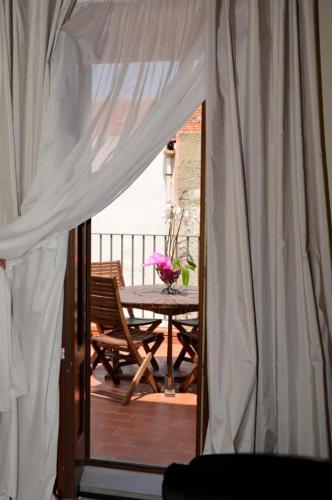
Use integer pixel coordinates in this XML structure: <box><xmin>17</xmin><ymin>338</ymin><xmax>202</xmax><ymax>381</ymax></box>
<box><xmin>91</xmin><ymin>232</ymin><xmax>200</xmax><ymax>288</ymax></box>
<box><xmin>90</xmin><ymin>231</ymin><xmax>200</xmax><ymax>467</ymax></box>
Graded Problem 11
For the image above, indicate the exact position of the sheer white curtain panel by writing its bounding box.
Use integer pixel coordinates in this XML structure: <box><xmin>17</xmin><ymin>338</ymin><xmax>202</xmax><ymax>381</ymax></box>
<box><xmin>205</xmin><ymin>0</ymin><xmax>332</xmax><ymax>458</ymax></box>
<box><xmin>0</xmin><ymin>2</ymin><xmax>75</xmax><ymax>500</ymax></box>
<box><xmin>0</xmin><ymin>1</ymin><xmax>206</xmax><ymax>499</ymax></box>
<box><xmin>1</xmin><ymin>0</ymin><xmax>205</xmax><ymax>259</ymax></box>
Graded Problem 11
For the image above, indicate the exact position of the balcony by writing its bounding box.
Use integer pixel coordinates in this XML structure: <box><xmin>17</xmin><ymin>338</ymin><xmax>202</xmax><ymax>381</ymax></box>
<box><xmin>90</xmin><ymin>232</ymin><xmax>199</xmax><ymax>467</ymax></box>
<box><xmin>91</xmin><ymin>232</ymin><xmax>199</xmax><ymax>283</ymax></box>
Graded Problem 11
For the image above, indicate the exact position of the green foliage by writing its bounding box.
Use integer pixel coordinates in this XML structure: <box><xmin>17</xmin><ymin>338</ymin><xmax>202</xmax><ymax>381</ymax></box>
<box><xmin>181</xmin><ymin>266</ymin><xmax>190</xmax><ymax>287</ymax></box>
<box><xmin>172</xmin><ymin>255</ymin><xmax>196</xmax><ymax>287</ymax></box>
<box><xmin>172</xmin><ymin>258</ymin><xmax>181</xmax><ymax>271</ymax></box>
<box><xmin>186</xmin><ymin>258</ymin><xmax>196</xmax><ymax>271</ymax></box>
<box><xmin>164</xmin><ymin>203</ymin><xmax>197</xmax><ymax>287</ymax></box>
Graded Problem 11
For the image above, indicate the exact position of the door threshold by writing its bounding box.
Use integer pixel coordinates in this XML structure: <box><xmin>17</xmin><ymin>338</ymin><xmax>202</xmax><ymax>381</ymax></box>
<box><xmin>79</xmin><ymin>466</ymin><xmax>163</xmax><ymax>499</ymax></box>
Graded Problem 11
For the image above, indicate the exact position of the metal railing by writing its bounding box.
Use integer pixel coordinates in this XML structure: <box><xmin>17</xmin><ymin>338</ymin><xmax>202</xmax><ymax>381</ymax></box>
<box><xmin>91</xmin><ymin>232</ymin><xmax>200</xmax><ymax>288</ymax></box>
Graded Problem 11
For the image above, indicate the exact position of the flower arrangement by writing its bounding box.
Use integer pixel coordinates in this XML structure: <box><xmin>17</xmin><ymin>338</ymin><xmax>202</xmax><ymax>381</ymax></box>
<box><xmin>143</xmin><ymin>203</ymin><xmax>196</xmax><ymax>293</ymax></box>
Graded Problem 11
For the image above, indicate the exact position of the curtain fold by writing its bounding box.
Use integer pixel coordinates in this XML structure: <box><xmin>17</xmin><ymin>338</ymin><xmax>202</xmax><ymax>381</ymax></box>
<box><xmin>0</xmin><ymin>0</ymin><xmax>205</xmax><ymax>260</ymax></box>
<box><xmin>1</xmin><ymin>1</ymin><xmax>332</xmax><ymax>499</ymax></box>
<box><xmin>0</xmin><ymin>2</ymin><xmax>79</xmax><ymax>500</ymax></box>
<box><xmin>205</xmin><ymin>0</ymin><xmax>332</xmax><ymax>458</ymax></box>
<box><xmin>0</xmin><ymin>1</ymin><xmax>18</xmax><ymax>226</ymax></box>
<box><xmin>11</xmin><ymin>0</ymin><xmax>76</xmax><ymax>206</ymax></box>
<box><xmin>0</xmin><ymin>1</ymin><xmax>206</xmax><ymax>499</ymax></box>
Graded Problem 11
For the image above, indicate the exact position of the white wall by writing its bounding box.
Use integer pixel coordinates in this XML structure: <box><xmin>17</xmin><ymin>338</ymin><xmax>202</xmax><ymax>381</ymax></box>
<box><xmin>92</xmin><ymin>150</ymin><xmax>167</xmax><ymax>238</ymax></box>
<box><xmin>91</xmin><ymin>151</ymin><xmax>168</xmax><ymax>285</ymax></box>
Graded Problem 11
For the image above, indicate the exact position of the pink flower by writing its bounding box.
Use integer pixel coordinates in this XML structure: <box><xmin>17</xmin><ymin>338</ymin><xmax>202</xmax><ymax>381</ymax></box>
<box><xmin>143</xmin><ymin>252</ymin><xmax>173</xmax><ymax>270</ymax></box>
<box><xmin>181</xmin><ymin>256</ymin><xmax>187</xmax><ymax>264</ymax></box>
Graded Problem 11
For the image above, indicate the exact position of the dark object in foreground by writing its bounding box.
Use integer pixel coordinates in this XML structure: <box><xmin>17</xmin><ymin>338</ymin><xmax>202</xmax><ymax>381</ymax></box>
<box><xmin>162</xmin><ymin>453</ymin><xmax>332</xmax><ymax>499</ymax></box>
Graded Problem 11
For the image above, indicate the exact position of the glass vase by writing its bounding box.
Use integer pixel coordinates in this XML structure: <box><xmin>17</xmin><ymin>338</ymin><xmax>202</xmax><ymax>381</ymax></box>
<box><xmin>156</xmin><ymin>267</ymin><xmax>181</xmax><ymax>294</ymax></box>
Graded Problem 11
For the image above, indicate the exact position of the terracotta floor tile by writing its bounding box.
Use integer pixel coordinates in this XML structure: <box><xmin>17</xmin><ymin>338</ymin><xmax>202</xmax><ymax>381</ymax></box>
<box><xmin>90</xmin><ymin>340</ymin><xmax>197</xmax><ymax>466</ymax></box>
<box><xmin>114</xmin><ymin>429</ymin><xmax>161</xmax><ymax>441</ymax></box>
<box><xmin>175</xmin><ymin>419</ymin><xmax>196</xmax><ymax>428</ymax></box>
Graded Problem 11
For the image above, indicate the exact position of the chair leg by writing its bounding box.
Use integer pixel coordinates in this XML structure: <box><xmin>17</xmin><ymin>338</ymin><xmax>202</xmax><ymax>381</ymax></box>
<box><xmin>179</xmin><ymin>366</ymin><xmax>198</xmax><ymax>392</ymax></box>
<box><xmin>144</xmin><ymin>319</ymin><xmax>162</xmax><ymax>334</ymax></box>
<box><xmin>143</xmin><ymin>332</ymin><xmax>164</xmax><ymax>371</ymax></box>
<box><xmin>151</xmin><ymin>332</ymin><xmax>164</xmax><ymax>354</ymax></box>
<box><xmin>173</xmin><ymin>332</ymin><xmax>197</xmax><ymax>369</ymax></box>
<box><xmin>185</xmin><ymin>344</ymin><xmax>197</xmax><ymax>362</ymax></box>
<box><xmin>122</xmin><ymin>353</ymin><xmax>153</xmax><ymax>405</ymax></box>
<box><xmin>143</xmin><ymin>342</ymin><xmax>160</xmax><ymax>371</ymax></box>
<box><xmin>128</xmin><ymin>345</ymin><xmax>160</xmax><ymax>394</ymax></box>
<box><xmin>112</xmin><ymin>351</ymin><xmax>120</xmax><ymax>374</ymax></box>
<box><xmin>173</xmin><ymin>339</ymin><xmax>197</xmax><ymax>369</ymax></box>
<box><xmin>91</xmin><ymin>351</ymin><xmax>100</xmax><ymax>371</ymax></box>
<box><xmin>173</xmin><ymin>345</ymin><xmax>188</xmax><ymax>369</ymax></box>
<box><xmin>92</xmin><ymin>343</ymin><xmax>121</xmax><ymax>385</ymax></box>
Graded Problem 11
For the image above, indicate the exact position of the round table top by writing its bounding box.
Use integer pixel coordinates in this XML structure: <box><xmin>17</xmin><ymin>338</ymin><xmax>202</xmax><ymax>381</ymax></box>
<box><xmin>119</xmin><ymin>284</ymin><xmax>199</xmax><ymax>315</ymax></box>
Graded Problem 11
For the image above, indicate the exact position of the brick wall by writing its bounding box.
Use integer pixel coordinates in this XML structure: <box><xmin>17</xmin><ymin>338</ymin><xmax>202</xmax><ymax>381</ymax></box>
<box><xmin>178</xmin><ymin>105</ymin><xmax>202</xmax><ymax>134</ymax></box>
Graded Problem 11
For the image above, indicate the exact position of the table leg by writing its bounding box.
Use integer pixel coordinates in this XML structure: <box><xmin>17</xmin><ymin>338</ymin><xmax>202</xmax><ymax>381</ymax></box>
<box><xmin>164</xmin><ymin>313</ymin><xmax>175</xmax><ymax>396</ymax></box>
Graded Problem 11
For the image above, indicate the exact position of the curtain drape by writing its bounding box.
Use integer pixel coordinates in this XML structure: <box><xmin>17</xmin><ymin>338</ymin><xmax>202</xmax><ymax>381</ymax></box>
<box><xmin>0</xmin><ymin>2</ymin><xmax>18</xmax><ymax>227</ymax></box>
<box><xmin>1</xmin><ymin>0</ymin><xmax>332</xmax><ymax>498</ymax></box>
<box><xmin>205</xmin><ymin>0</ymin><xmax>332</xmax><ymax>458</ymax></box>
<box><xmin>0</xmin><ymin>2</ymin><xmax>75</xmax><ymax>500</ymax></box>
<box><xmin>0</xmin><ymin>1</ymin><xmax>206</xmax><ymax>499</ymax></box>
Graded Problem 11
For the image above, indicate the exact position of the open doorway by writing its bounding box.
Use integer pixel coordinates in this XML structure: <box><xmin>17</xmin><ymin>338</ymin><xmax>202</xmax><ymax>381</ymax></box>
<box><xmin>89</xmin><ymin>106</ymin><xmax>204</xmax><ymax>467</ymax></box>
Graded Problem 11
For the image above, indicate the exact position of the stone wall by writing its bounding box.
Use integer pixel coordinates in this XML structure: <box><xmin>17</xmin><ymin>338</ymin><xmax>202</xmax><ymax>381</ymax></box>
<box><xmin>174</xmin><ymin>105</ymin><xmax>202</xmax><ymax>274</ymax></box>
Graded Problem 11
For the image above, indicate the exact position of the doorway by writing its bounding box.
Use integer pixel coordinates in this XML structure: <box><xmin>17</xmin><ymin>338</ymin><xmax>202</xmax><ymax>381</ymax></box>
<box><xmin>89</xmin><ymin>105</ymin><xmax>204</xmax><ymax>467</ymax></box>
<box><xmin>57</xmin><ymin>104</ymin><xmax>207</xmax><ymax>499</ymax></box>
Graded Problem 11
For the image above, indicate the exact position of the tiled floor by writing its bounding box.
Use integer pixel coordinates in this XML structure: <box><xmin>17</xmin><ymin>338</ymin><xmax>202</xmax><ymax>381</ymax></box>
<box><xmin>90</xmin><ymin>338</ymin><xmax>197</xmax><ymax>467</ymax></box>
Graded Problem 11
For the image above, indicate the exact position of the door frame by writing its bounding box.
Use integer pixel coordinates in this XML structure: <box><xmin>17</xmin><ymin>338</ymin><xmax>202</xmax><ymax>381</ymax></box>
<box><xmin>57</xmin><ymin>104</ymin><xmax>208</xmax><ymax>490</ymax></box>
<box><xmin>56</xmin><ymin>222</ymin><xmax>91</xmax><ymax>499</ymax></box>
<box><xmin>197</xmin><ymin>101</ymin><xmax>208</xmax><ymax>454</ymax></box>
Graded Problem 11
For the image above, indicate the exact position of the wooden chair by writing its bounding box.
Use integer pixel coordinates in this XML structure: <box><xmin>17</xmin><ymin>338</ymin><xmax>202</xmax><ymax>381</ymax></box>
<box><xmin>172</xmin><ymin>318</ymin><xmax>198</xmax><ymax>370</ymax></box>
<box><xmin>91</xmin><ymin>261</ymin><xmax>162</xmax><ymax>370</ymax></box>
<box><xmin>91</xmin><ymin>276</ymin><xmax>162</xmax><ymax>404</ymax></box>
<box><xmin>179</xmin><ymin>356</ymin><xmax>198</xmax><ymax>392</ymax></box>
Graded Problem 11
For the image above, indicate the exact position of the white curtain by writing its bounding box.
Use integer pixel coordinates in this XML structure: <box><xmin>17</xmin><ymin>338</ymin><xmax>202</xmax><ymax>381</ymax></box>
<box><xmin>0</xmin><ymin>2</ymin><xmax>75</xmax><ymax>499</ymax></box>
<box><xmin>205</xmin><ymin>0</ymin><xmax>332</xmax><ymax>458</ymax></box>
<box><xmin>0</xmin><ymin>2</ymin><xmax>17</xmax><ymax>227</ymax></box>
<box><xmin>0</xmin><ymin>1</ymin><xmax>206</xmax><ymax>499</ymax></box>
<box><xmin>1</xmin><ymin>1</ymin><xmax>332</xmax><ymax>498</ymax></box>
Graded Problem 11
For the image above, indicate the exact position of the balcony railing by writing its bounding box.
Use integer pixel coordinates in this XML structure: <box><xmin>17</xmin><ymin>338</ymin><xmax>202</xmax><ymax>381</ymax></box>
<box><xmin>91</xmin><ymin>232</ymin><xmax>200</xmax><ymax>288</ymax></box>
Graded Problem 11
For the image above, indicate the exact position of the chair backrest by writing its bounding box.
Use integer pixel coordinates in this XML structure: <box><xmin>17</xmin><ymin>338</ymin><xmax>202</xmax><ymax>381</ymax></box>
<box><xmin>90</xmin><ymin>275</ymin><xmax>139</xmax><ymax>354</ymax></box>
<box><xmin>91</xmin><ymin>260</ymin><xmax>136</xmax><ymax>318</ymax></box>
<box><xmin>91</xmin><ymin>261</ymin><xmax>125</xmax><ymax>287</ymax></box>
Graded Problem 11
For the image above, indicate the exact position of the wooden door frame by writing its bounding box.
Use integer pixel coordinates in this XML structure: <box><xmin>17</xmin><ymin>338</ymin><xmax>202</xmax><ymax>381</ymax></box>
<box><xmin>197</xmin><ymin>101</ymin><xmax>209</xmax><ymax>454</ymax></box>
<box><xmin>57</xmin><ymin>104</ymin><xmax>209</xmax><ymax>486</ymax></box>
<box><xmin>57</xmin><ymin>222</ymin><xmax>91</xmax><ymax>499</ymax></box>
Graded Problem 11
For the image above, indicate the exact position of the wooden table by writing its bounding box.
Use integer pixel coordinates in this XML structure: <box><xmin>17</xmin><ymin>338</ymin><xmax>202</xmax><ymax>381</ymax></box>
<box><xmin>119</xmin><ymin>285</ymin><xmax>199</xmax><ymax>394</ymax></box>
